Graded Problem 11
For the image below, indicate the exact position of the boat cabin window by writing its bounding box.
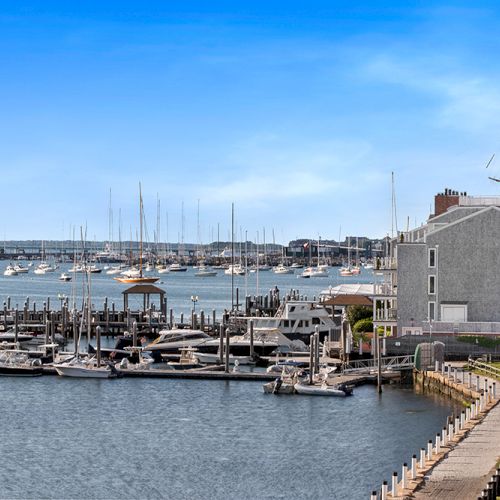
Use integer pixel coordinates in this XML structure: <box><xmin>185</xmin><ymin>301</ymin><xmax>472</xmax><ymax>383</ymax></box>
<box><xmin>283</xmin><ymin>320</ymin><xmax>290</xmax><ymax>327</ymax></box>
<box><xmin>290</xmin><ymin>306</ymin><xmax>295</xmax><ymax>312</ymax></box>
<box><xmin>298</xmin><ymin>320</ymin><xmax>303</xmax><ymax>327</ymax></box>
<box><xmin>304</xmin><ymin>321</ymin><xmax>309</xmax><ymax>328</ymax></box>
<box><xmin>312</xmin><ymin>317</ymin><xmax>320</xmax><ymax>325</ymax></box>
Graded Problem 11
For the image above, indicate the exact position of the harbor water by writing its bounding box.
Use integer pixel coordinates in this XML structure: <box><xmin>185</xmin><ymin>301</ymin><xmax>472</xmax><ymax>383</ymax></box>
<box><xmin>0</xmin><ymin>265</ymin><xmax>377</xmax><ymax>317</ymax></box>
<box><xmin>0</xmin><ymin>376</ymin><xmax>455</xmax><ymax>499</ymax></box>
<box><xmin>0</xmin><ymin>267</ymin><xmax>457</xmax><ymax>499</ymax></box>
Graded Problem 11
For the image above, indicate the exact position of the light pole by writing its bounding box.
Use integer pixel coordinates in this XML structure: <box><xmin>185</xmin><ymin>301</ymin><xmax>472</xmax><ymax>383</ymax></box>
<box><xmin>191</xmin><ymin>295</ymin><xmax>198</xmax><ymax>312</ymax></box>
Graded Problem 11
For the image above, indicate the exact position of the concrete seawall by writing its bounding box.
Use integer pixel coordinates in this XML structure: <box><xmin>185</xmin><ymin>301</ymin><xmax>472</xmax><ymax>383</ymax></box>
<box><xmin>373</xmin><ymin>366</ymin><xmax>499</xmax><ymax>499</ymax></box>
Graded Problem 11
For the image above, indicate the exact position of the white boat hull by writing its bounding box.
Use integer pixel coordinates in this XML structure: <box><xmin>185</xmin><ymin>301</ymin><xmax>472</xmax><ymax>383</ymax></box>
<box><xmin>55</xmin><ymin>365</ymin><xmax>114</xmax><ymax>378</ymax></box>
<box><xmin>294</xmin><ymin>383</ymin><xmax>350</xmax><ymax>397</ymax></box>
<box><xmin>195</xmin><ymin>352</ymin><xmax>255</xmax><ymax>365</ymax></box>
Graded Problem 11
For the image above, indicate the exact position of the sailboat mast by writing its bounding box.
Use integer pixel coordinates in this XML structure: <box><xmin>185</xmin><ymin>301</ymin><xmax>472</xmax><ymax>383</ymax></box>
<box><xmin>139</xmin><ymin>183</ymin><xmax>143</xmax><ymax>277</ymax></box>
<box><xmin>231</xmin><ymin>203</ymin><xmax>235</xmax><ymax>312</ymax></box>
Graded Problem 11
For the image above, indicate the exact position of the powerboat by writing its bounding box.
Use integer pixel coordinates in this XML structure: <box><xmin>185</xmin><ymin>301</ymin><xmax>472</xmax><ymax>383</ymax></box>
<box><xmin>247</xmin><ymin>300</ymin><xmax>338</xmax><ymax>343</ymax></box>
<box><xmin>144</xmin><ymin>328</ymin><xmax>213</xmax><ymax>359</ymax></box>
<box><xmin>195</xmin><ymin>265</ymin><xmax>217</xmax><ymax>277</ymax></box>
<box><xmin>169</xmin><ymin>263</ymin><xmax>188</xmax><ymax>272</ymax></box>
<box><xmin>300</xmin><ymin>266</ymin><xmax>329</xmax><ymax>278</ymax></box>
<box><xmin>273</xmin><ymin>264</ymin><xmax>295</xmax><ymax>274</ymax></box>
<box><xmin>339</xmin><ymin>267</ymin><xmax>354</xmax><ymax>277</ymax></box>
<box><xmin>54</xmin><ymin>356</ymin><xmax>120</xmax><ymax>378</ymax></box>
<box><xmin>0</xmin><ymin>351</ymin><xmax>43</xmax><ymax>377</ymax></box>
<box><xmin>224</xmin><ymin>264</ymin><xmax>246</xmax><ymax>276</ymax></box>
<box><xmin>13</xmin><ymin>264</ymin><xmax>29</xmax><ymax>274</ymax></box>
<box><xmin>4</xmin><ymin>265</ymin><xmax>18</xmax><ymax>276</ymax></box>
<box><xmin>59</xmin><ymin>273</ymin><xmax>72</xmax><ymax>282</ymax></box>
<box><xmin>164</xmin><ymin>347</ymin><xmax>202</xmax><ymax>370</ymax></box>
<box><xmin>294</xmin><ymin>382</ymin><xmax>353</xmax><ymax>397</ymax></box>
<box><xmin>195</xmin><ymin>351</ymin><xmax>256</xmax><ymax>365</ymax></box>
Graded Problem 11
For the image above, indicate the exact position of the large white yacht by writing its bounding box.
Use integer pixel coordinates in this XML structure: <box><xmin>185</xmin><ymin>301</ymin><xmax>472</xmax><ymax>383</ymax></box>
<box><xmin>248</xmin><ymin>300</ymin><xmax>337</xmax><ymax>342</ymax></box>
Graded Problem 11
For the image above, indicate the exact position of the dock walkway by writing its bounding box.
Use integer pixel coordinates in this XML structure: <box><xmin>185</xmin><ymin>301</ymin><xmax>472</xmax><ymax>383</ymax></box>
<box><xmin>413</xmin><ymin>373</ymin><xmax>500</xmax><ymax>499</ymax></box>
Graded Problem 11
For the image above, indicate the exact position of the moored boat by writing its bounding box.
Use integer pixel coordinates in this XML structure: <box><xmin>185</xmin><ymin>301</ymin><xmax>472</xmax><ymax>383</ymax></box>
<box><xmin>294</xmin><ymin>382</ymin><xmax>353</xmax><ymax>397</ymax></box>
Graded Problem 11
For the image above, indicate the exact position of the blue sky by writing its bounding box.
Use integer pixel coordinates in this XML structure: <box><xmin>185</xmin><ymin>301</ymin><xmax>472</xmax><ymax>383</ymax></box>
<box><xmin>1</xmin><ymin>1</ymin><xmax>500</xmax><ymax>243</ymax></box>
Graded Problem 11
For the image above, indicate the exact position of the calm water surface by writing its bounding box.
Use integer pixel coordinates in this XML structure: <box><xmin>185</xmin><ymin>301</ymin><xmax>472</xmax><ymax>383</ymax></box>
<box><xmin>0</xmin><ymin>267</ymin><xmax>455</xmax><ymax>499</ymax></box>
<box><xmin>0</xmin><ymin>265</ymin><xmax>377</xmax><ymax>317</ymax></box>
<box><xmin>0</xmin><ymin>377</ymin><xmax>455</xmax><ymax>500</ymax></box>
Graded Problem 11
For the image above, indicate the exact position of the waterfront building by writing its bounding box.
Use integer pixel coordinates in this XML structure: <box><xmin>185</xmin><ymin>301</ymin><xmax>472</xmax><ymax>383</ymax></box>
<box><xmin>374</xmin><ymin>189</ymin><xmax>500</xmax><ymax>339</ymax></box>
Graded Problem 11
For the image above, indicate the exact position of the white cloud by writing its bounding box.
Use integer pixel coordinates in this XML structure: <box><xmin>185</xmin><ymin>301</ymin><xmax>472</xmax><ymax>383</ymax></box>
<box><xmin>200</xmin><ymin>135</ymin><xmax>374</xmax><ymax>205</ymax></box>
<box><xmin>364</xmin><ymin>54</ymin><xmax>500</xmax><ymax>137</ymax></box>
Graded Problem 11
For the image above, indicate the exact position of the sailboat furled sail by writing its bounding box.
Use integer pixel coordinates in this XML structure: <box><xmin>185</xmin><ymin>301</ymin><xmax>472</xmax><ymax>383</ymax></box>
<box><xmin>114</xmin><ymin>183</ymin><xmax>160</xmax><ymax>284</ymax></box>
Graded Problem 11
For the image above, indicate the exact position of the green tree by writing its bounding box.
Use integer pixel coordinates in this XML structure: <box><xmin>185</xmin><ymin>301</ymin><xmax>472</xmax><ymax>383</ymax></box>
<box><xmin>353</xmin><ymin>317</ymin><xmax>373</xmax><ymax>333</ymax></box>
<box><xmin>346</xmin><ymin>305</ymin><xmax>372</xmax><ymax>328</ymax></box>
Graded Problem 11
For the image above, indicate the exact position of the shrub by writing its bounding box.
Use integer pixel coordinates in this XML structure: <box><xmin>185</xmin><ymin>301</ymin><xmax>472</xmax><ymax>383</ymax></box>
<box><xmin>353</xmin><ymin>317</ymin><xmax>373</xmax><ymax>333</ymax></box>
<box><xmin>346</xmin><ymin>305</ymin><xmax>372</xmax><ymax>328</ymax></box>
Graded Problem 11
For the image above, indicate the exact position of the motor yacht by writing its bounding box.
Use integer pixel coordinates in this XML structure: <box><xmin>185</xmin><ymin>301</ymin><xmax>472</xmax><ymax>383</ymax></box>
<box><xmin>273</xmin><ymin>264</ymin><xmax>295</xmax><ymax>274</ymax></box>
<box><xmin>4</xmin><ymin>265</ymin><xmax>18</xmax><ymax>276</ymax></box>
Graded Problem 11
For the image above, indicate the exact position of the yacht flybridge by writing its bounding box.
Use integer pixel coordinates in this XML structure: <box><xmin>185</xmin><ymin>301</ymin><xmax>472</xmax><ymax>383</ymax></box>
<box><xmin>248</xmin><ymin>300</ymin><xmax>337</xmax><ymax>342</ymax></box>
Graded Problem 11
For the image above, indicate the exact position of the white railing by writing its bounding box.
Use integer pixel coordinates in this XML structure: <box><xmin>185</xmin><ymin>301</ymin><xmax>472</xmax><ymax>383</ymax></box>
<box><xmin>343</xmin><ymin>355</ymin><xmax>415</xmax><ymax>374</ymax></box>
<box><xmin>468</xmin><ymin>358</ymin><xmax>500</xmax><ymax>379</ymax></box>
<box><xmin>373</xmin><ymin>283</ymin><xmax>397</xmax><ymax>296</ymax></box>
<box><xmin>374</xmin><ymin>308</ymin><xmax>397</xmax><ymax>321</ymax></box>
<box><xmin>425</xmin><ymin>322</ymin><xmax>500</xmax><ymax>334</ymax></box>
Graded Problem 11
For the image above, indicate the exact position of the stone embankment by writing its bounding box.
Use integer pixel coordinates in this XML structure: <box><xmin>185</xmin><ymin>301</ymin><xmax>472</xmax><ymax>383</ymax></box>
<box><xmin>371</xmin><ymin>362</ymin><xmax>499</xmax><ymax>500</ymax></box>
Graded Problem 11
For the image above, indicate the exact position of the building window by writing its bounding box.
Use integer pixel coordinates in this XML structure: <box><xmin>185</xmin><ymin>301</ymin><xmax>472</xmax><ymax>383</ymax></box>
<box><xmin>428</xmin><ymin>248</ymin><xmax>436</xmax><ymax>268</ymax></box>
<box><xmin>428</xmin><ymin>301</ymin><xmax>435</xmax><ymax>321</ymax></box>
<box><xmin>428</xmin><ymin>275</ymin><xmax>436</xmax><ymax>294</ymax></box>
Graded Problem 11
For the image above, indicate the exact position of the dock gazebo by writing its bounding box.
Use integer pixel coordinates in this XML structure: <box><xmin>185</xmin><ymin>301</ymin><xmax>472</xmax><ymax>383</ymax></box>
<box><xmin>122</xmin><ymin>284</ymin><xmax>166</xmax><ymax>312</ymax></box>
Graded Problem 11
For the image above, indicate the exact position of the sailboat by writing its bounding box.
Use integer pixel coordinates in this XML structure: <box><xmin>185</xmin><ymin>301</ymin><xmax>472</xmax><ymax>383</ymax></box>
<box><xmin>114</xmin><ymin>184</ymin><xmax>159</xmax><ymax>284</ymax></box>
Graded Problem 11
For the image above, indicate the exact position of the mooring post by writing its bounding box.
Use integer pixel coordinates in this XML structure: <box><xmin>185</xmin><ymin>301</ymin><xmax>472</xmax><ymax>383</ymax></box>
<box><xmin>391</xmin><ymin>472</ymin><xmax>398</xmax><ymax>497</ymax></box>
<box><xmin>225</xmin><ymin>326</ymin><xmax>230</xmax><ymax>373</ymax></box>
<box><xmin>200</xmin><ymin>310</ymin><xmax>205</xmax><ymax>331</ymax></box>
<box><xmin>212</xmin><ymin>309</ymin><xmax>216</xmax><ymax>333</ymax></box>
<box><xmin>96</xmin><ymin>326</ymin><xmax>101</xmax><ymax>368</ymax></box>
<box><xmin>381</xmin><ymin>481</ymin><xmax>388</xmax><ymax>500</ymax></box>
<box><xmin>14</xmin><ymin>307</ymin><xmax>19</xmax><ymax>344</ymax></box>
<box><xmin>71</xmin><ymin>310</ymin><xmax>77</xmax><ymax>354</ymax></box>
<box><xmin>219</xmin><ymin>325</ymin><xmax>224</xmax><ymax>365</ymax></box>
<box><xmin>427</xmin><ymin>439</ymin><xmax>433</xmax><ymax>460</ymax></box>
<box><xmin>402</xmin><ymin>463</ymin><xmax>408</xmax><ymax>490</ymax></box>
<box><xmin>3</xmin><ymin>302</ymin><xmax>7</xmax><ymax>330</ymax></box>
<box><xmin>249</xmin><ymin>319</ymin><xmax>254</xmax><ymax>358</ymax></box>
<box><xmin>314</xmin><ymin>327</ymin><xmax>320</xmax><ymax>373</ymax></box>
<box><xmin>7</xmin><ymin>296</ymin><xmax>10</xmax><ymax>310</ymax></box>
<box><xmin>132</xmin><ymin>321</ymin><xmax>137</xmax><ymax>348</ymax></box>
<box><xmin>420</xmin><ymin>448</ymin><xmax>426</xmax><ymax>468</ymax></box>
<box><xmin>309</xmin><ymin>334</ymin><xmax>314</xmax><ymax>384</ymax></box>
<box><xmin>411</xmin><ymin>454</ymin><xmax>417</xmax><ymax>480</ymax></box>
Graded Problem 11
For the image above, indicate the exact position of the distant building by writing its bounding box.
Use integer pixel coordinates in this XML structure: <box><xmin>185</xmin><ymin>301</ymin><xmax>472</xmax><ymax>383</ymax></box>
<box><xmin>374</xmin><ymin>189</ymin><xmax>500</xmax><ymax>339</ymax></box>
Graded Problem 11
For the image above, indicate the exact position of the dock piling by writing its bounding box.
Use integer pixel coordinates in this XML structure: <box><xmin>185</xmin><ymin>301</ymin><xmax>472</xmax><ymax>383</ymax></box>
<box><xmin>391</xmin><ymin>472</ymin><xmax>398</xmax><ymax>497</ymax></box>
<box><xmin>411</xmin><ymin>454</ymin><xmax>417</xmax><ymax>480</ymax></box>
<box><xmin>402</xmin><ymin>463</ymin><xmax>408</xmax><ymax>490</ymax></box>
<box><xmin>96</xmin><ymin>326</ymin><xmax>101</xmax><ymax>368</ymax></box>
<box><xmin>381</xmin><ymin>481</ymin><xmax>388</xmax><ymax>500</ymax></box>
<box><xmin>249</xmin><ymin>320</ymin><xmax>254</xmax><ymax>358</ymax></box>
<box><xmin>225</xmin><ymin>326</ymin><xmax>230</xmax><ymax>373</ymax></box>
<box><xmin>219</xmin><ymin>325</ymin><xmax>224</xmax><ymax>365</ymax></box>
<box><xmin>420</xmin><ymin>448</ymin><xmax>425</xmax><ymax>468</ymax></box>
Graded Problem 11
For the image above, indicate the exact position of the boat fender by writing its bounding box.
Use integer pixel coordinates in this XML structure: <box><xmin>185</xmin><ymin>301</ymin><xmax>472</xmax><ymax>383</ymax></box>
<box><xmin>31</xmin><ymin>358</ymin><xmax>42</xmax><ymax>367</ymax></box>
